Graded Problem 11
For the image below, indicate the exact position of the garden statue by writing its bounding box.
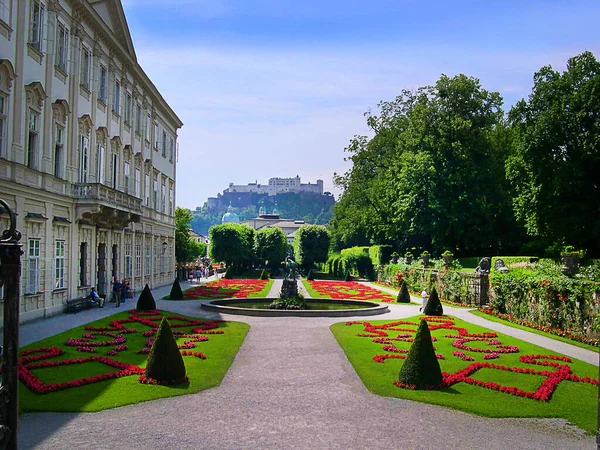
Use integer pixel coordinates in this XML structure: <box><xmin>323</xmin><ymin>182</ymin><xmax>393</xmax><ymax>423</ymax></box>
<box><xmin>475</xmin><ymin>257</ymin><xmax>491</xmax><ymax>274</ymax></box>
<box><xmin>494</xmin><ymin>258</ymin><xmax>509</xmax><ymax>273</ymax></box>
<box><xmin>285</xmin><ymin>257</ymin><xmax>298</xmax><ymax>280</ymax></box>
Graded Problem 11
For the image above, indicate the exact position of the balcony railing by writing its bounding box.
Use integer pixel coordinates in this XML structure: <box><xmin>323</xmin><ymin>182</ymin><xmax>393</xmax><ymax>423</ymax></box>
<box><xmin>72</xmin><ymin>183</ymin><xmax>142</xmax><ymax>213</ymax></box>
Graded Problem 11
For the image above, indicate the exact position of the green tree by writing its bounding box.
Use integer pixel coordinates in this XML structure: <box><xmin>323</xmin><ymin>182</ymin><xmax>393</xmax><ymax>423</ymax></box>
<box><xmin>175</xmin><ymin>207</ymin><xmax>205</xmax><ymax>265</ymax></box>
<box><xmin>255</xmin><ymin>227</ymin><xmax>287</xmax><ymax>269</ymax></box>
<box><xmin>293</xmin><ymin>225</ymin><xmax>330</xmax><ymax>271</ymax></box>
<box><xmin>508</xmin><ymin>51</ymin><xmax>600</xmax><ymax>256</ymax></box>
<box><xmin>209</xmin><ymin>223</ymin><xmax>256</xmax><ymax>273</ymax></box>
<box><xmin>331</xmin><ymin>74</ymin><xmax>515</xmax><ymax>255</ymax></box>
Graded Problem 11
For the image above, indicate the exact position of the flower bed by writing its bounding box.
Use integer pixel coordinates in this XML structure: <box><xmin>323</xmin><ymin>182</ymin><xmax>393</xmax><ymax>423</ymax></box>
<box><xmin>331</xmin><ymin>315</ymin><xmax>599</xmax><ymax>433</ymax></box>
<box><xmin>18</xmin><ymin>310</ymin><xmax>250</xmax><ymax>412</ymax></box>
<box><xmin>304</xmin><ymin>280</ymin><xmax>395</xmax><ymax>302</ymax></box>
<box><xmin>183</xmin><ymin>278</ymin><xmax>272</xmax><ymax>299</ymax></box>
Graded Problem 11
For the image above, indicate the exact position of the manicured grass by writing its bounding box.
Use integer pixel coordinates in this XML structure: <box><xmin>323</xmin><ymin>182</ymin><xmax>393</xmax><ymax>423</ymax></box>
<box><xmin>174</xmin><ymin>279</ymin><xmax>274</xmax><ymax>300</ymax></box>
<box><xmin>470</xmin><ymin>309</ymin><xmax>599</xmax><ymax>353</ymax></box>
<box><xmin>302</xmin><ymin>280</ymin><xmax>395</xmax><ymax>302</ymax></box>
<box><xmin>331</xmin><ymin>315</ymin><xmax>598</xmax><ymax>434</ymax></box>
<box><xmin>19</xmin><ymin>309</ymin><xmax>249</xmax><ymax>412</ymax></box>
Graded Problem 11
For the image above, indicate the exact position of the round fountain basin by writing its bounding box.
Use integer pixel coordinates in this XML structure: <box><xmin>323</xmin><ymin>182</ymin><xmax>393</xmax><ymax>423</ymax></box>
<box><xmin>201</xmin><ymin>298</ymin><xmax>389</xmax><ymax>317</ymax></box>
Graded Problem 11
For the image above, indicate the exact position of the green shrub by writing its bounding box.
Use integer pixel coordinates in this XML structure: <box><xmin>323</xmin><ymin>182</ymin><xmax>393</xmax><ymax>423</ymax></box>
<box><xmin>224</xmin><ymin>266</ymin><xmax>233</xmax><ymax>279</ymax></box>
<box><xmin>145</xmin><ymin>317</ymin><xmax>187</xmax><ymax>382</ymax></box>
<box><xmin>397</xmin><ymin>281</ymin><xmax>410</xmax><ymax>303</ymax></box>
<box><xmin>398</xmin><ymin>320</ymin><xmax>443</xmax><ymax>389</ymax></box>
<box><xmin>423</xmin><ymin>287</ymin><xmax>443</xmax><ymax>316</ymax></box>
<box><xmin>137</xmin><ymin>284</ymin><xmax>156</xmax><ymax>310</ymax></box>
<box><xmin>369</xmin><ymin>245</ymin><xmax>393</xmax><ymax>267</ymax></box>
<box><xmin>457</xmin><ymin>257</ymin><xmax>481</xmax><ymax>269</ymax></box>
<box><xmin>340</xmin><ymin>246</ymin><xmax>375</xmax><ymax>280</ymax></box>
<box><xmin>169</xmin><ymin>279</ymin><xmax>184</xmax><ymax>300</ymax></box>
<box><xmin>306</xmin><ymin>269</ymin><xmax>314</xmax><ymax>280</ymax></box>
<box><xmin>344</xmin><ymin>270</ymin><xmax>352</xmax><ymax>281</ymax></box>
<box><xmin>491</xmin><ymin>256</ymin><xmax>539</xmax><ymax>269</ymax></box>
<box><xmin>259</xmin><ymin>269</ymin><xmax>269</xmax><ymax>280</ymax></box>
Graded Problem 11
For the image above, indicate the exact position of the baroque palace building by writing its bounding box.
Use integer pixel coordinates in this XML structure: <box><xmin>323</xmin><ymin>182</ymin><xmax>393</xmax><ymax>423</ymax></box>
<box><xmin>0</xmin><ymin>0</ymin><xmax>183</xmax><ymax>323</ymax></box>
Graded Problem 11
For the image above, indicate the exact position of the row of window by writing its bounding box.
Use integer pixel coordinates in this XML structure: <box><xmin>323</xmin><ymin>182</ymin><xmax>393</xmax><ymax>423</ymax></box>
<box><xmin>25</xmin><ymin>238</ymin><xmax>172</xmax><ymax>295</ymax></box>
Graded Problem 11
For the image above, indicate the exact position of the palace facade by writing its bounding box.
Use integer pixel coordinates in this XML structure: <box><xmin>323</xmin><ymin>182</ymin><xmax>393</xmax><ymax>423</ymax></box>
<box><xmin>0</xmin><ymin>0</ymin><xmax>183</xmax><ymax>324</ymax></box>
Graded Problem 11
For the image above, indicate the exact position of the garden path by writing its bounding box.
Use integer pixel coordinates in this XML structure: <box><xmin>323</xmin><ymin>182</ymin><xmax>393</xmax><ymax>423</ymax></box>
<box><xmin>16</xmin><ymin>278</ymin><xmax>598</xmax><ymax>449</ymax></box>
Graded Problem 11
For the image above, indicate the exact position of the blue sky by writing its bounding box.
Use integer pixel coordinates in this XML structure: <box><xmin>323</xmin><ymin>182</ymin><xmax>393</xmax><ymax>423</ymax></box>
<box><xmin>121</xmin><ymin>0</ymin><xmax>599</xmax><ymax>209</ymax></box>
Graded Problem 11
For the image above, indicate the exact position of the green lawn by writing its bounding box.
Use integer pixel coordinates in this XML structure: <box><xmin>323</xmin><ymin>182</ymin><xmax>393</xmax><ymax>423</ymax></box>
<box><xmin>19</xmin><ymin>309</ymin><xmax>249</xmax><ymax>412</ymax></box>
<box><xmin>470</xmin><ymin>309</ymin><xmax>599</xmax><ymax>353</ymax></box>
<box><xmin>166</xmin><ymin>279</ymin><xmax>274</xmax><ymax>300</ymax></box>
<box><xmin>331</xmin><ymin>315</ymin><xmax>598</xmax><ymax>434</ymax></box>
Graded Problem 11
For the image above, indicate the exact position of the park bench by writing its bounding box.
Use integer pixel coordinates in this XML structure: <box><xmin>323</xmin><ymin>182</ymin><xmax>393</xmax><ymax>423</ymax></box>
<box><xmin>64</xmin><ymin>296</ymin><xmax>102</xmax><ymax>313</ymax></box>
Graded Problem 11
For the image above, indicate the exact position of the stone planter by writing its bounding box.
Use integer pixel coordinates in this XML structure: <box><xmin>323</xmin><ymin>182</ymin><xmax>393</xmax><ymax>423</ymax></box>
<box><xmin>561</xmin><ymin>254</ymin><xmax>580</xmax><ymax>277</ymax></box>
<box><xmin>391</xmin><ymin>255</ymin><xmax>399</xmax><ymax>264</ymax></box>
<box><xmin>405</xmin><ymin>255</ymin><xmax>413</xmax><ymax>264</ymax></box>
<box><xmin>421</xmin><ymin>255</ymin><xmax>430</xmax><ymax>268</ymax></box>
<box><xmin>442</xmin><ymin>255</ymin><xmax>453</xmax><ymax>267</ymax></box>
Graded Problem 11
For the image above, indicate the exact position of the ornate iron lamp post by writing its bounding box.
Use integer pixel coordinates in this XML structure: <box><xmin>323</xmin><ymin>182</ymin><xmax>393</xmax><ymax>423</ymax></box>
<box><xmin>0</xmin><ymin>199</ymin><xmax>22</xmax><ymax>450</ymax></box>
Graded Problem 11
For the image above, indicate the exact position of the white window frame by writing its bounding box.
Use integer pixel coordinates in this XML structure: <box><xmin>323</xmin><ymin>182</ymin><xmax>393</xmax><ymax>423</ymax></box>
<box><xmin>99</xmin><ymin>65</ymin><xmax>107</xmax><ymax>103</ymax></box>
<box><xmin>55</xmin><ymin>240</ymin><xmax>65</xmax><ymax>289</ymax></box>
<box><xmin>124</xmin><ymin>161</ymin><xmax>130</xmax><ymax>194</ymax></box>
<box><xmin>144</xmin><ymin>172</ymin><xmax>150</xmax><ymax>206</ymax></box>
<box><xmin>97</xmin><ymin>144</ymin><xmax>105</xmax><ymax>184</ymax></box>
<box><xmin>153</xmin><ymin>122</ymin><xmax>159</xmax><ymax>149</ymax></box>
<box><xmin>168</xmin><ymin>186</ymin><xmax>174</xmax><ymax>216</ymax></box>
<box><xmin>135</xmin><ymin>167</ymin><xmax>141</xmax><ymax>198</ymax></box>
<box><xmin>161</xmin><ymin>181</ymin><xmax>166</xmax><ymax>213</ymax></box>
<box><xmin>0</xmin><ymin>94</ymin><xmax>7</xmax><ymax>158</ymax></box>
<box><xmin>54</xmin><ymin>124</ymin><xmax>64</xmax><ymax>178</ymax></box>
<box><xmin>27</xmin><ymin>238</ymin><xmax>40</xmax><ymax>294</ymax></box>
<box><xmin>27</xmin><ymin>109</ymin><xmax>40</xmax><ymax>170</ymax></box>
<box><xmin>125</xmin><ymin>244</ymin><xmax>132</xmax><ymax>278</ymax></box>
<box><xmin>80</xmin><ymin>47</ymin><xmax>91</xmax><ymax>90</ymax></box>
<box><xmin>135</xmin><ymin>104</ymin><xmax>142</xmax><ymax>134</ymax></box>
<box><xmin>55</xmin><ymin>21</ymin><xmax>69</xmax><ymax>72</ymax></box>
<box><xmin>153</xmin><ymin>177</ymin><xmax>159</xmax><ymax>211</ymax></box>
<box><xmin>124</xmin><ymin>92</ymin><xmax>132</xmax><ymax>125</ymax></box>
<box><xmin>145</xmin><ymin>112</ymin><xmax>151</xmax><ymax>142</ymax></box>
<box><xmin>78</xmin><ymin>134</ymin><xmax>89</xmax><ymax>183</ymax></box>
<box><xmin>113</xmin><ymin>80</ymin><xmax>121</xmax><ymax>114</ymax></box>
<box><xmin>29</xmin><ymin>0</ymin><xmax>45</xmax><ymax>52</ymax></box>
<box><xmin>0</xmin><ymin>0</ymin><xmax>10</xmax><ymax>25</ymax></box>
<box><xmin>145</xmin><ymin>244</ymin><xmax>151</xmax><ymax>276</ymax></box>
<box><xmin>135</xmin><ymin>244</ymin><xmax>142</xmax><ymax>277</ymax></box>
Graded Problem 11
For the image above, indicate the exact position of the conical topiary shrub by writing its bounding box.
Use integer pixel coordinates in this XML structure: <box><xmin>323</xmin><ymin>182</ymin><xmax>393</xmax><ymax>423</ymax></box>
<box><xmin>137</xmin><ymin>284</ymin><xmax>156</xmax><ymax>310</ymax></box>
<box><xmin>398</xmin><ymin>319</ymin><xmax>443</xmax><ymax>389</ymax></box>
<box><xmin>259</xmin><ymin>269</ymin><xmax>269</xmax><ymax>280</ymax></box>
<box><xmin>423</xmin><ymin>287</ymin><xmax>443</xmax><ymax>316</ymax></box>
<box><xmin>344</xmin><ymin>271</ymin><xmax>352</xmax><ymax>281</ymax></box>
<box><xmin>169</xmin><ymin>278</ymin><xmax>184</xmax><ymax>300</ymax></box>
<box><xmin>397</xmin><ymin>281</ymin><xmax>410</xmax><ymax>303</ymax></box>
<box><xmin>306</xmin><ymin>269</ymin><xmax>314</xmax><ymax>281</ymax></box>
<box><xmin>224</xmin><ymin>266</ymin><xmax>233</xmax><ymax>279</ymax></box>
<box><xmin>143</xmin><ymin>317</ymin><xmax>187</xmax><ymax>384</ymax></box>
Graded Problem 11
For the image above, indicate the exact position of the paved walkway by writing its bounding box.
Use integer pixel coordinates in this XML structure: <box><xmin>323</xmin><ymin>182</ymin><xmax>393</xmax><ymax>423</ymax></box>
<box><xmin>15</xmin><ymin>278</ymin><xmax>599</xmax><ymax>449</ymax></box>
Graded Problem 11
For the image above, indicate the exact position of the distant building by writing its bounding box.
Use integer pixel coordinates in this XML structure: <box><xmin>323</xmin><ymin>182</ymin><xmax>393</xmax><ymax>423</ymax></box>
<box><xmin>188</xmin><ymin>229</ymin><xmax>208</xmax><ymax>244</ymax></box>
<box><xmin>226</xmin><ymin>176</ymin><xmax>323</xmax><ymax>197</ymax></box>
<box><xmin>242</xmin><ymin>209</ymin><xmax>307</xmax><ymax>244</ymax></box>
<box><xmin>221</xmin><ymin>202</ymin><xmax>240</xmax><ymax>223</ymax></box>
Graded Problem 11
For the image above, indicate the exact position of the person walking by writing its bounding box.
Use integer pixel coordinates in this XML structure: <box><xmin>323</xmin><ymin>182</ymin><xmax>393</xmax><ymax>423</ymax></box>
<box><xmin>113</xmin><ymin>278</ymin><xmax>123</xmax><ymax>307</ymax></box>
<box><xmin>420</xmin><ymin>288</ymin><xmax>429</xmax><ymax>312</ymax></box>
<box><xmin>121</xmin><ymin>280</ymin><xmax>129</xmax><ymax>305</ymax></box>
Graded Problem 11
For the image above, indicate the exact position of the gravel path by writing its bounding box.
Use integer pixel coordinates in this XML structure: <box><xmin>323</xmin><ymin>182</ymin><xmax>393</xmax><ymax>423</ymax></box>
<box><xmin>16</xmin><ymin>278</ymin><xmax>598</xmax><ymax>449</ymax></box>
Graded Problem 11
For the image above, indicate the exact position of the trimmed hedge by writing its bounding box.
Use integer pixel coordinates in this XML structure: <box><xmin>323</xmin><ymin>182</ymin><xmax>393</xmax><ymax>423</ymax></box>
<box><xmin>423</xmin><ymin>287</ymin><xmax>443</xmax><ymax>316</ymax></box>
<box><xmin>137</xmin><ymin>284</ymin><xmax>156</xmax><ymax>310</ymax></box>
<box><xmin>369</xmin><ymin>245</ymin><xmax>393</xmax><ymax>267</ymax></box>
<box><xmin>398</xmin><ymin>320</ymin><xmax>443</xmax><ymax>389</ymax></box>
<box><xmin>397</xmin><ymin>281</ymin><xmax>410</xmax><ymax>303</ymax></box>
<box><xmin>145</xmin><ymin>317</ymin><xmax>186</xmax><ymax>383</ymax></box>
<box><xmin>169</xmin><ymin>279</ymin><xmax>184</xmax><ymax>300</ymax></box>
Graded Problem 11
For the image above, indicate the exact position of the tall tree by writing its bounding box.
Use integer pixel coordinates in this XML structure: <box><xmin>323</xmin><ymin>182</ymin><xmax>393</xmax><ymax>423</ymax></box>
<box><xmin>331</xmin><ymin>74</ymin><xmax>513</xmax><ymax>254</ymax></box>
<box><xmin>255</xmin><ymin>227</ymin><xmax>287</xmax><ymax>269</ymax></box>
<box><xmin>507</xmin><ymin>51</ymin><xmax>600</xmax><ymax>256</ymax></box>
<box><xmin>209</xmin><ymin>223</ymin><xmax>256</xmax><ymax>272</ymax></box>
<box><xmin>175</xmin><ymin>207</ymin><xmax>204</xmax><ymax>266</ymax></box>
<box><xmin>293</xmin><ymin>225</ymin><xmax>330</xmax><ymax>271</ymax></box>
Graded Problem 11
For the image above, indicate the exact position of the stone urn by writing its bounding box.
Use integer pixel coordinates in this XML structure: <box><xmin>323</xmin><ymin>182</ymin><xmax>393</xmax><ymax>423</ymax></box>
<box><xmin>561</xmin><ymin>254</ymin><xmax>580</xmax><ymax>277</ymax></box>
<box><xmin>404</xmin><ymin>255</ymin><xmax>413</xmax><ymax>264</ymax></box>
<box><xmin>442</xmin><ymin>255</ymin><xmax>453</xmax><ymax>267</ymax></box>
<box><xmin>421</xmin><ymin>254</ymin><xmax>430</xmax><ymax>268</ymax></box>
<box><xmin>391</xmin><ymin>254</ymin><xmax>399</xmax><ymax>264</ymax></box>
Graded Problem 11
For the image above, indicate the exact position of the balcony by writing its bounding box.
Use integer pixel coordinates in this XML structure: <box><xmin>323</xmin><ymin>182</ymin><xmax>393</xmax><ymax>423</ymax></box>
<box><xmin>72</xmin><ymin>183</ymin><xmax>142</xmax><ymax>228</ymax></box>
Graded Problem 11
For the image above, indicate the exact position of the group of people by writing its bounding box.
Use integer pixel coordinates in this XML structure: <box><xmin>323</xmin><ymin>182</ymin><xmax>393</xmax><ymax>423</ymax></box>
<box><xmin>87</xmin><ymin>278</ymin><xmax>131</xmax><ymax>308</ymax></box>
<box><xmin>189</xmin><ymin>265</ymin><xmax>210</xmax><ymax>283</ymax></box>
